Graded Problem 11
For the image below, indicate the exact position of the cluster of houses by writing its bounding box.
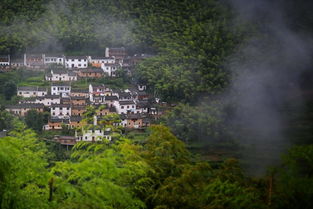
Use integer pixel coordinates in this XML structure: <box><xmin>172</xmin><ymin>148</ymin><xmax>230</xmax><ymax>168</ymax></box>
<box><xmin>6</xmin><ymin>81</ymin><xmax>161</xmax><ymax>143</ymax></box>
<box><xmin>0</xmin><ymin>47</ymin><xmax>151</xmax><ymax>77</ymax></box>
<box><xmin>2</xmin><ymin>47</ymin><xmax>158</xmax><ymax>145</ymax></box>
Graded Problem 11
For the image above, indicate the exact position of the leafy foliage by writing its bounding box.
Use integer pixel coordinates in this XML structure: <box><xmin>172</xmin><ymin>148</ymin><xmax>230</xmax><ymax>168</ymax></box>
<box><xmin>3</xmin><ymin>81</ymin><xmax>17</xmax><ymax>100</ymax></box>
<box><xmin>160</xmin><ymin>102</ymin><xmax>231</xmax><ymax>144</ymax></box>
<box><xmin>24</xmin><ymin>109</ymin><xmax>45</xmax><ymax>132</ymax></box>
<box><xmin>272</xmin><ymin>145</ymin><xmax>313</xmax><ymax>209</ymax></box>
<box><xmin>0</xmin><ymin>110</ymin><xmax>14</xmax><ymax>131</ymax></box>
<box><xmin>0</xmin><ymin>121</ymin><xmax>50</xmax><ymax>209</ymax></box>
<box><xmin>51</xmin><ymin>139</ymin><xmax>150</xmax><ymax>209</ymax></box>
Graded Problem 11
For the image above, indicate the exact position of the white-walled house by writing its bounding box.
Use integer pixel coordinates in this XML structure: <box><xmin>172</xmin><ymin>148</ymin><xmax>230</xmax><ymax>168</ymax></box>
<box><xmin>0</xmin><ymin>55</ymin><xmax>10</xmax><ymax>66</ymax></box>
<box><xmin>44</xmin><ymin>54</ymin><xmax>64</xmax><ymax>66</ymax></box>
<box><xmin>6</xmin><ymin>103</ymin><xmax>44</xmax><ymax>117</ymax></box>
<box><xmin>51</xmin><ymin>83</ymin><xmax>71</xmax><ymax>97</ymax></box>
<box><xmin>113</xmin><ymin>100</ymin><xmax>136</xmax><ymax>114</ymax></box>
<box><xmin>89</xmin><ymin>84</ymin><xmax>112</xmax><ymax>95</ymax></box>
<box><xmin>118</xmin><ymin>91</ymin><xmax>132</xmax><ymax>101</ymax></box>
<box><xmin>101</xmin><ymin>63</ymin><xmax>121</xmax><ymax>77</ymax></box>
<box><xmin>104</xmin><ymin>95</ymin><xmax>118</xmax><ymax>108</ymax></box>
<box><xmin>65</xmin><ymin>56</ymin><xmax>88</xmax><ymax>69</ymax></box>
<box><xmin>75</xmin><ymin>128</ymin><xmax>111</xmax><ymax>142</ymax></box>
<box><xmin>51</xmin><ymin>104</ymin><xmax>71</xmax><ymax>118</ymax></box>
<box><xmin>17</xmin><ymin>86</ymin><xmax>48</xmax><ymax>98</ymax></box>
<box><xmin>138</xmin><ymin>84</ymin><xmax>147</xmax><ymax>91</ymax></box>
<box><xmin>135</xmin><ymin>101</ymin><xmax>149</xmax><ymax>114</ymax></box>
<box><xmin>35</xmin><ymin>95</ymin><xmax>61</xmax><ymax>106</ymax></box>
<box><xmin>45</xmin><ymin>69</ymin><xmax>77</xmax><ymax>81</ymax></box>
<box><xmin>88</xmin><ymin>56</ymin><xmax>115</xmax><ymax>68</ymax></box>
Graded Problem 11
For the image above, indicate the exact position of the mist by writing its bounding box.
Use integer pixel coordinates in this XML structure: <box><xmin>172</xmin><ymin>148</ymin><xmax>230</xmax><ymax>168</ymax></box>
<box><xmin>226</xmin><ymin>0</ymin><xmax>313</xmax><ymax>175</ymax></box>
<box><xmin>0</xmin><ymin>0</ymin><xmax>138</xmax><ymax>56</ymax></box>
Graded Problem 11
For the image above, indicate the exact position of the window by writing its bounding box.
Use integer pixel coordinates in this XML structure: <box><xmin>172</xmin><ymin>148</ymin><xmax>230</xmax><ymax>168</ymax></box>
<box><xmin>121</xmin><ymin>106</ymin><xmax>124</xmax><ymax>109</ymax></box>
<box><xmin>85</xmin><ymin>136</ymin><xmax>87</xmax><ymax>140</ymax></box>
<box><xmin>127</xmin><ymin>106</ymin><xmax>129</xmax><ymax>108</ymax></box>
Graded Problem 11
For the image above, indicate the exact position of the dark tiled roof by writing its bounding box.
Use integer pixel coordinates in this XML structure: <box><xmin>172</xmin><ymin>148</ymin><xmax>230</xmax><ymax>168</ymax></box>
<box><xmin>51</xmin><ymin>104</ymin><xmax>71</xmax><ymax>108</ymax></box>
<box><xmin>68</xmin><ymin>71</ymin><xmax>77</xmax><ymax>76</ymax></box>
<box><xmin>103</xmin><ymin>63</ymin><xmax>120</xmax><ymax>67</ymax></box>
<box><xmin>38</xmin><ymin>95</ymin><xmax>60</xmax><ymax>99</ymax></box>
<box><xmin>119</xmin><ymin>101</ymin><xmax>135</xmax><ymax>105</ymax></box>
<box><xmin>18</xmin><ymin>86</ymin><xmax>37</xmax><ymax>91</ymax></box>
<box><xmin>91</xmin><ymin>56</ymin><xmax>114</xmax><ymax>60</ymax></box>
<box><xmin>0</xmin><ymin>55</ymin><xmax>9</xmax><ymax>62</ymax></box>
<box><xmin>80</xmin><ymin>68</ymin><xmax>104</xmax><ymax>73</ymax></box>
<box><xmin>38</xmin><ymin>87</ymin><xmax>47</xmax><ymax>91</ymax></box>
<box><xmin>66</xmin><ymin>56</ymin><xmax>87</xmax><ymax>59</ymax></box>
<box><xmin>27</xmin><ymin>54</ymin><xmax>43</xmax><ymax>58</ymax></box>
<box><xmin>71</xmin><ymin>96</ymin><xmax>86</xmax><ymax>100</ymax></box>
<box><xmin>109</xmin><ymin>47</ymin><xmax>125</xmax><ymax>51</ymax></box>
<box><xmin>71</xmin><ymin>105</ymin><xmax>87</xmax><ymax>110</ymax></box>
<box><xmin>45</xmin><ymin>54</ymin><xmax>64</xmax><ymax>57</ymax></box>
<box><xmin>49</xmin><ymin>117</ymin><xmax>69</xmax><ymax>123</ymax></box>
<box><xmin>136</xmin><ymin>101</ymin><xmax>151</xmax><ymax>108</ymax></box>
<box><xmin>71</xmin><ymin>89</ymin><xmax>89</xmax><ymax>93</ymax></box>
<box><xmin>51</xmin><ymin>69</ymin><xmax>67</xmax><ymax>74</ymax></box>
<box><xmin>70</xmin><ymin>116</ymin><xmax>82</xmax><ymax>122</ymax></box>
<box><xmin>11</xmin><ymin>59</ymin><xmax>23</xmax><ymax>63</ymax></box>
<box><xmin>105</xmin><ymin>96</ymin><xmax>118</xmax><ymax>101</ymax></box>
<box><xmin>109</xmin><ymin>107</ymin><xmax>116</xmax><ymax>112</ymax></box>
<box><xmin>119</xmin><ymin>92</ymin><xmax>131</xmax><ymax>97</ymax></box>
<box><xmin>6</xmin><ymin>103</ymin><xmax>44</xmax><ymax>109</ymax></box>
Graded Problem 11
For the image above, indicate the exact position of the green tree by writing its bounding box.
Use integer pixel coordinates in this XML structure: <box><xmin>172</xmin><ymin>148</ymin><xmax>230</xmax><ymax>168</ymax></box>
<box><xmin>272</xmin><ymin>145</ymin><xmax>313</xmax><ymax>209</ymax></box>
<box><xmin>0</xmin><ymin>121</ymin><xmax>50</xmax><ymax>209</ymax></box>
<box><xmin>160</xmin><ymin>101</ymin><xmax>231</xmax><ymax>144</ymax></box>
<box><xmin>0</xmin><ymin>110</ymin><xmax>14</xmax><ymax>131</ymax></box>
<box><xmin>51</xmin><ymin>139</ymin><xmax>151</xmax><ymax>209</ymax></box>
<box><xmin>3</xmin><ymin>81</ymin><xmax>17</xmax><ymax>100</ymax></box>
<box><xmin>24</xmin><ymin>109</ymin><xmax>44</xmax><ymax>132</ymax></box>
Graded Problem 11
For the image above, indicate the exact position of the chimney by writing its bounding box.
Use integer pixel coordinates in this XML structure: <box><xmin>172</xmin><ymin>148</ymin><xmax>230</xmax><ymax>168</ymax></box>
<box><xmin>24</xmin><ymin>53</ymin><xmax>27</xmax><ymax>66</ymax></box>
<box><xmin>93</xmin><ymin>115</ymin><xmax>97</xmax><ymax>126</ymax></box>
<box><xmin>105</xmin><ymin>47</ymin><xmax>109</xmax><ymax>57</ymax></box>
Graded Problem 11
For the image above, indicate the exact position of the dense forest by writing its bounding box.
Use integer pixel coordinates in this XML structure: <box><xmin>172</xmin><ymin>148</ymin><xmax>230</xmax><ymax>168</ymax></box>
<box><xmin>1</xmin><ymin>0</ymin><xmax>313</xmax><ymax>208</ymax></box>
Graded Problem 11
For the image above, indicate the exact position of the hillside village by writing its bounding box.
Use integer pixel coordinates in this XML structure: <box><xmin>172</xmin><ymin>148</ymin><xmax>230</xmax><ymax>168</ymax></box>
<box><xmin>2</xmin><ymin>47</ymin><xmax>163</xmax><ymax>145</ymax></box>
